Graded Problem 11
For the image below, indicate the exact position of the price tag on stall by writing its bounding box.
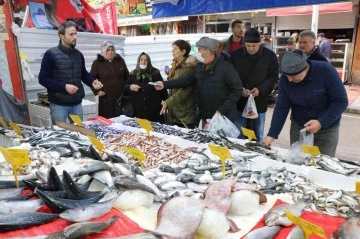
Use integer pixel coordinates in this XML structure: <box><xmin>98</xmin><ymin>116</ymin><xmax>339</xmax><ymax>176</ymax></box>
<box><xmin>241</xmin><ymin>127</ymin><xmax>256</xmax><ymax>142</ymax></box>
<box><xmin>87</xmin><ymin>136</ymin><xmax>105</xmax><ymax>154</ymax></box>
<box><xmin>0</xmin><ymin>147</ymin><xmax>30</xmax><ymax>188</ymax></box>
<box><xmin>136</xmin><ymin>118</ymin><xmax>153</xmax><ymax>138</ymax></box>
<box><xmin>69</xmin><ymin>114</ymin><xmax>83</xmax><ymax>127</ymax></box>
<box><xmin>0</xmin><ymin>117</ymin><xmax>8</xmax><ymax>129</ymax></box>
<box><xmin>285</xmin><ymin>210</ymin><xmax>326</xmax><ymax>239</ymax></box>
<box><xmin>208</xmin><ymin>144</ymin><xmax>232</xmax><ymax>180</ymax></box>
<box><xmin>301</xmin><ymin>145</ymin><xmax>321</xmax><ymax>166</ymax></box>
<box><xmin>9</xmin><ymin>123</ymin><xmax>23</xmax><ymax>139</ymax></box>
<box><xmin>123</xmin><ymin>146</ymin><xmax>146</xmax><ymax>168</ymax></box>
<box><xmin>356</xmin><ymin>182</ymin><xmax>360</xmax><ymax>194</ymax></box>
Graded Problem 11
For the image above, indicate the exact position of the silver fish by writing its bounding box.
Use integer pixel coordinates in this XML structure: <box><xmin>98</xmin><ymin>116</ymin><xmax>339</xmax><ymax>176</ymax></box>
<box><xmin>265</xmin><ymin>202</ymin><xmax>306</xmax><ymax>226</ymax></box>
<box><xmin>245</xmin><ymin>226</ymin><xmax>282</xmax><ymax>239</ymax></box>
<box><xmin>73</xmin><ymin>161</ymin><xmax>111</xmax><ymax>177</ymax></box>
<box><xmin>159</xmin><ymin>181</ymin><xmax>187</xmax><ymax>191</ymax></box>
<box><xmin>186</xmin><ymin>182</ymin><xmax>208</xmax><ymax>193</ymax></box>
<box><xmin>0</xmin><ymin>188</ymin><xmax>23</xmax><ymax>200</ymax></box>
<box><xmin>60</xmin><ymin>197</ymin><xmax>115</xmax><ymax>222</ymax></box>
<box><xmin>332</xmin><ymin>217</ymin><xmax>360</xmax><ymax>239</ymax></box>
<box><xmin>91</xmin><ymin>170</ymin><xmax>114</xmax><ymax>189</ymax></box>
<box><xmin>0</xmin><ymin>212</ymin><xmax>58</xmax><ymax>231</ymax></box>
<box><xmin>286</xmin><ymin>226</ymin><xmax>304</xmax><ymax>239</ymax></box>
<box><xmin>107</xmin><ymin>232</ymin><xmax>163</xmax><ymax>239</ymax></box>
<box><xmin>194</xmin><ymin>173</ymin><xmax>214</xmax><ymax>184</ymax></box>
<box><xmin>46</xmin><ymin>216</ymin><xmax>118</xmax><ymax>239</ymax></box>
<box><xmin>0</xmin><ymin>199</ymin><xmax>43</xmax><ymax>214</ymax></box>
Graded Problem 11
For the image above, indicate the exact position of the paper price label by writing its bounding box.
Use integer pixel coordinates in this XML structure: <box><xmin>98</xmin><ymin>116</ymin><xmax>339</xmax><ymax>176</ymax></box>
<box><xmin>136</xmin><ymin>118</ymin><xmax>153</xmax><ymax>137</ymax></box>
<box><xmin>123</xmin><ymin>146</ymin><xmax>146</xmax><ymax>168</ymax></box>
<box><xmin>285</xmin><ymin>210</ymin><xmax>326</xmax><ymax>239</ymax></box>
<box><xmin>208</xmin><ymin>144</ymin><xmax>232</xmax><ymax>180</ymax></box>
<box><xmin>241</xmin><ymin>127</ymin><xmax>257</xmax><ymax>142</ymax></box>
<box><xmin>87</xmin><ymin>136</ymin><xmax>105</xmax><ymax>153</ymax></box>
<box><xmin>0</xmin><ymin>148</ymin><xmax>30</xmax><ymax>188</ymax></box>
<box><xmin>69</xmin><ymin>114</ymin><xmax>83</xmax><ymax>127</ymax></box>
<box><xmin>0</xmin><ymin>117</ymin><xmax>8</xmax><ymax>129</ymax></box>
<box><xmin>356</xmin><ymin>182</ymin><xmax>360</xmax><ymax>194</ymax></box>
<box><xmin>9</xmin><ymin>123</ymin><xmax>23</xmax><ymax>139</ymax></box>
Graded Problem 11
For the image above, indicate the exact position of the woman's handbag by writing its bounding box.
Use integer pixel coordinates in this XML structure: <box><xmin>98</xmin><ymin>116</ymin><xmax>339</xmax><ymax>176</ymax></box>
<box><xmin>115</xmin><ymin>93</ymin><xmax>134</xmax><ymax>117</ymax></box>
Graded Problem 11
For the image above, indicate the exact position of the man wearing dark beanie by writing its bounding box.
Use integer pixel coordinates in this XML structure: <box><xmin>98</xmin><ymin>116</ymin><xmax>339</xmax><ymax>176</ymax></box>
<box><xmin>231</xmin><ymin>28</ymin><xmax>279</xmax><ymax>142</ymax></box>
<box><xmin>262</xmin><ymin>50</ymin><xmax>348</xmax><ymax>157</ymax></box>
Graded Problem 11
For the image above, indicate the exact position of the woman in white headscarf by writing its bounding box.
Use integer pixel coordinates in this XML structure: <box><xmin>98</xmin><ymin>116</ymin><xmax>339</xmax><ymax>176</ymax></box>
<box><xmin>90</xmin><ymin>41</ymin><xmax>129</xmax><ymax>118</ymax></box>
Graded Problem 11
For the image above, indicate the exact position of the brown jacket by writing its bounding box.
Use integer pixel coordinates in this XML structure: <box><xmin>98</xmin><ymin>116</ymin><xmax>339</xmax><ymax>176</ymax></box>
<box><xmin>90</xmin><ymin>54</ymin><xmax>129</xmax><ymax>118</ymax></box>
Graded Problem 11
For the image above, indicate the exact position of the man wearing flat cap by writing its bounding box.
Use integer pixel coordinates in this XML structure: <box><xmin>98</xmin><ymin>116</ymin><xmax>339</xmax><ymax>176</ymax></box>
<box><xmin>317</xmin><ymin>33</ymin><xmax>332</xmax><ymax>59</ymax></box>
<box><xmin>153</xmin><ymin>37</ymin><xmax>242</xmax><ymax>123</ymax></box>
<box><xmin>231</xmin><ymin>28</ymin><xmax>279</xmax><ymax>142</ymax></box>
<box><xmin>262</xmin><ymin>50</ymin><xmax>348</xmax><ymax>157</ymax></box>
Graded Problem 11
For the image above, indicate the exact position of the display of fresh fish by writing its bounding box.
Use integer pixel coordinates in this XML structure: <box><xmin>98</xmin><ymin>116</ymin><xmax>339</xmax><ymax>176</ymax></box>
<box><xmin>114</xmin><ymin>175</ymin><xmax>157</xmax><ymax>195</ymax></box>
<box><xmin>286</xmin><ymin>226</ymin><xmax>305</xmax><ymax>239</ymax></box>
<box><xmin>62</xmin><ymin>171</ymin><xmax>103</xmax><ymax>200</ymax></box>
<box><xmin>0</xmin><ymin>188</ymin><xmax>23</xmax><ymax>200</ymax></box>
<box><xmin>332</xmin><ymin>217</ymin><xmax>360</xmax><ymax>239</ymax></box>
<box><xmin>0</xmin><ymin>212</ymin><xmax>58</xmax><ymax>232</ymax></box>
<box><xmin>91</xmin><ymin>170</ymin><xmax>114</xmax><ymax>189</ymax></box>
<box><xmin>122</xmin><ymin>119</ymin><xmax>184</xmax><ymax>137</ymax></box>
<box><xmin>203</xmin><ymin>179</ymin><xmax>236</xmax><ymax>214</ymax></box>
<box><xmin>46</xmin><ymin>215</ymin><xmax>118</xmax><ymax>239</ymax></box>
<box><xmin>0</xmin><ymin>199</ymin><xmax>43</xmax><ymax>214</ymax></box>
<box><xmin>245</xmin><ymin>226</ymin><xmax>282</xmax><ymax>239</ymax></box>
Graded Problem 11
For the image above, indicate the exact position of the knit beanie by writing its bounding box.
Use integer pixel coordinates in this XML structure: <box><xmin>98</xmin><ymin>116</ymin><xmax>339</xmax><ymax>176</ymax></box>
<box><xmin>281</xmin><ymin>50</ymin><xmax>308</xmax><ymax>75</ymax></box>
<box><xmin>244</xmin><ymin>28</ymin><xmax>261</xmax><ymax>43</ymax></box>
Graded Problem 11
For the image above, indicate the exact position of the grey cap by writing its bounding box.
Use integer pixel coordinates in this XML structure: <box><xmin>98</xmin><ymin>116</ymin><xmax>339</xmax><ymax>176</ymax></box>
<box><xmin>281</xmin><ymin>50</ymin><xmax>308</xmax><ymax>75</ymax></box>
<box><xmin>195</xmin><ymin>37</ymin><xmax>217</xmax><ymax>50</ymax></box>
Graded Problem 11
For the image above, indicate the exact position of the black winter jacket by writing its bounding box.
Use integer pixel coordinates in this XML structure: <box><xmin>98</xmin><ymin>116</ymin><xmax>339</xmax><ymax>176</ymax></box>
<box><xmin>231</xmin><ymin>46</ymin><xmax>279</xmax><ymax>113</ymax></box>
<box><xmin>164</xmin><ymin>57</ymin><xmax>242</xmax><ymax>122</ymax></box>
<box><xmin>308</xmin><ymin>46</ymin><xmax>329</xmax><ymax>62</ymax></box>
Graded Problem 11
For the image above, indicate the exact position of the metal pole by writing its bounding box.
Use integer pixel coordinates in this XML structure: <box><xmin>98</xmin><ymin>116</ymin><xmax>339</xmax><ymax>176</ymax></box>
<box><xmin>311</xmin><ymin>5</ymin><xmax>320</xmax><ymax>35</ymax></box>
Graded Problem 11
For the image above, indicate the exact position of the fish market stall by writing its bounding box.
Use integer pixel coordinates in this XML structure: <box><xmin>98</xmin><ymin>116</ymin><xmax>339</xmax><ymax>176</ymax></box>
<box><xmin>0</xmin><ymin>120</ymin><xmax>359</xmax><ymax>238</ymax></box>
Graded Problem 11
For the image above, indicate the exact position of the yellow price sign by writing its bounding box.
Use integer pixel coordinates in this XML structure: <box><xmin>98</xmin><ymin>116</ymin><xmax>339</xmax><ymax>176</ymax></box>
<box><xmin>69</xmin><ymin>114</ymin><xmax>83</xmax><ymax>127</ymax></box>
<box><xmin>136</xmin><ymin>118</ymin><xmax>153</xmax><ymax>137</ymax></box>
<box><xmin>0</xmin><ymin>148</ymin><xmax>31</xmax><ymax>188</ymax></box>
<box><xmin>285</xmin><ymin>210</ymin><xmax>326</xmax><ymax>239</ymax></box>
<box><xmin>241</xmin><ymin>127</ymin><xmax>256</xmax><ymax>142</ymax></box>
<box><xmin>9</xmin><ymin>123</ymin><xmax>23</xmax><ymax>139</ymax></box>
<box><xmin>356</xmin><ymin>182</ymin><xmax>360</xmax><ymax>194</ymax></box>
<box><xmin>0</xmin><ymin>117</ymin><xmax>8</xmax><ymax>129</ymax></box>
<box><xmin>208</xmin><ymin>144</ymin><xmax>232</xmax><ymax>180</ymax></box>
<box><xmin>87</xmin><ymin>136</ymin><xmax>105</xmax><ymax>154</ymax></box>
<box><xmin>301</xmin><ymin>145</ymin><xmax>321</xmax><ymax>166</ymax></box>
<box><xmin>123</xmin><ymin>146</ymin><xmax>146</xmax><ymax>168</ymax></box>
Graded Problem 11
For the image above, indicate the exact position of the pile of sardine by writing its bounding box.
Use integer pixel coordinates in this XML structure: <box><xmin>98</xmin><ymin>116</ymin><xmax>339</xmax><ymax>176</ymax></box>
<box><xmin>310</xmin><ymin>154</ymin><xmax>360</xmax><ymax>177</ymax></box>
<box><xmin>0</xmin><ymin>124</ymin><xmax>43</xmax><ymax>139</ymax></box>
<box><xmin>292</xmin><ymin>180</ymin><xmax>360</xmax><ymax>218</ymax></box>
<box><xmin>84</xmin><ymin>124</ymin><xmax>124</xmax><ymax>140</ymax></box>
<box><xmin>21</xmin><ymin>128</ymin><xmax>90</xmax><ymax>148</ymax></box>
<box><xmin>104</xmin><ymin>132</ymin><xmax>196</xmax><ymax>168</ymax></box>
<box><xmin>122</xmin><ymin>119</ymin><xmax>185</xmax><ymax>136</ymax></box>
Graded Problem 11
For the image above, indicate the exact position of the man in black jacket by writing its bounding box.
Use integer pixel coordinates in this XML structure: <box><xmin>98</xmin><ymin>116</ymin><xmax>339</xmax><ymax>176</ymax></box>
<box><xmin>231</xmin><ymin>28</ymin><xmax>279</xmax><ymax>142</ymax></box>
<box><xmin>39</xmin><ymin>21</ymin><xmax>103</xmax><ymax>124</ymax></box>
<box><xmin>153</xmin><ymin>37</ymin><xmax>242</xmax><ymax>123</ymax></box>
<box><xmin>299</xmin><ymin>30</ymin><xmax>328</xmax><ymax>62</ymax></box>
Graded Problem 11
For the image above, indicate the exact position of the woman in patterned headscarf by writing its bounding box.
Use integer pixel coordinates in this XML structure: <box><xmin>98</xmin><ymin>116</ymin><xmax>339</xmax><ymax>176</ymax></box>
<box><xmin>125</xmin><ymin>52</ymin><xmax>168</xmax><ymax>123</ymax></box>
<box><xmin>90</xmin><ymin>41</ymin><xmax>129</xmax><ymax>118</ymax></box>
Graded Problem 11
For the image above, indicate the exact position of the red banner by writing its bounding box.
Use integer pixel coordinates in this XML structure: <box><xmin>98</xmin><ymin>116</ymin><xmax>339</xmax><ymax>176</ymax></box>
<box><xmin>266</xmin><ymin>2</ymin><xmax>353</xmax><ymax>17</ymax></box>
<box><xmin>79</xmin><ymin>0</ymin><xmax>118</xmax><ymax>35</ymax></box>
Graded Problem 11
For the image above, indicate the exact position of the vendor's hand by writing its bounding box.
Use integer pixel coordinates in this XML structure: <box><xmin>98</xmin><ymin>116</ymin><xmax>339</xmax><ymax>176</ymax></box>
<box><xmin>251</xmin><ymin>87</ymin><xmax>259</xmax><ymax>97</ymax></box>
<box><xmin>304</xmin><ymin>120</ymin><xmax>322</xmax><ymax>134</ymax></box>
<box><xmin>242</xmin><ymin>89</ymin><xmax>250</xmax><ymax>97</ymax></box>
<box><xmin>130</xmin><ymin>84</ymin><xmax>141</xmax><ymax>92</ymax></box>
<box><xmin>154</xmin><ymin>81</ymin><xmax>164</xmax><ymax>90</ymax></box>
<box><xmin>160</xmin><ymin>101</ymin><xmax>167</xmax><ymax>115</ymax></box>
<box><xmin>262</xmin><ymin>136</ymin><xmax>275</xmax><ymax>146</ymax></box>
<box><xmin>216</xmin><ymin>111</ymin><xmax>222</xmax><ymax>115</ymax></box>
<box><xmin>92</xmin><ymin>80</ymin><xmax>103</xmax><ymax>90</ymax></box>
<box><xmin>65</xmin><ymin>84</ymin><xmax>79</xmax><ymax>95</ymax></box>
<box><xmin>97</xmin><ymin>91</ymin><xmax>105</xmax><ymax>97</ymax></box>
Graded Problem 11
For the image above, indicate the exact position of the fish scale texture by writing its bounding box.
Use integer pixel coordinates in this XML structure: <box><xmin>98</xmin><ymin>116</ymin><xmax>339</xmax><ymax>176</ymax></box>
<box><xmin>0</xmin><ymin>190</ymin><xmax>144</xmax><ymax>238</ymax></box>
<box><xmin>243</xmin><ymin>199</ymin><xmax>346</xmax><ymax>239</ymax></box>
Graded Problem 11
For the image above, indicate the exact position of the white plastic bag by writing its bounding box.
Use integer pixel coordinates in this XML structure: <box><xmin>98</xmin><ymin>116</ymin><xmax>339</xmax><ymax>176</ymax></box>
<box><xmin>299</xmin><ymin>129</ymin><xmax>314</xmax><ymax>146</ymax></box>
<box><xmin>242</xmin><ymin>95</ymin><xmax>258</xmax><ymax>119</ymax></box>
<box><xmin>283</xmin><ymin>129</ymin><xmax>313</xmax><ymax>165</ymax></box>
<box><xmin>208</xmin><ymin>114</ymin><xmax>240</xmax><ymax>138</ymax></box>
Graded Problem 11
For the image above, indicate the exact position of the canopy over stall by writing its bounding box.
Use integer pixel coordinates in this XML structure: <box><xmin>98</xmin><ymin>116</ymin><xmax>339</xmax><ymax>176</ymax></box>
<box><xmin>152</xmin><ymin>0</ymin><xmax>348</xmax><ymax>18</ymax></box>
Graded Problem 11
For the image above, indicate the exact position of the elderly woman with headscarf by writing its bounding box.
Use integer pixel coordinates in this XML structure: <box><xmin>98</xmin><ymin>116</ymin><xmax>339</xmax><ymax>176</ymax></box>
<box><xmin>125</xmin><ymin>52</ymin><xmax>168</xmax><ymax>123</ymax></box>
<box><xmin>90</xmin><ymin>41</ymin><xmax>129</xmax><ymax>118</ymax></box>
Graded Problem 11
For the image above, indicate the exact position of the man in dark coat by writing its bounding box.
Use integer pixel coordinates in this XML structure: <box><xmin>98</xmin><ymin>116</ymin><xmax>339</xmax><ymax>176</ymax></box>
<box><xmin>317</xmin><ymin>33</ymin><xmax>332</xmax><ymax>59</ymax></box>
<box><xmin>39</xmin><ymin>21</ymin><xmax>103</xmax><ymax>124</ymax></box>
<box><xmin>153</xmin><ymin>37</ymin><xmax>242</xmax><ymax>123</ymax></box>
<box><xmin>299</xmin><ymin>30</ymin><xmax>328</xmax><ymax>62</ymax></box>
<box><xmin>231</xmin><ymin>28</ymin><xmax>279</xmax><ymax>142</ymax></box>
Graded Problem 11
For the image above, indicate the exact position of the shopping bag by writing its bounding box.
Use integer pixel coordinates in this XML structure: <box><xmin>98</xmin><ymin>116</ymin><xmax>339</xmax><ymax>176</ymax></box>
<box><xmin>283</xmin><ymin>129</ymin><xmax>313</xmax><ymax>165</ymax></box>
<box><xmin>115</xmin><ymin>93</ymin><xmax>134</xmax><ymax>117</ymax></box>
<box><xmin>208</xmin><ymin>114</ymin><xmax>240</xmax><ymax>138</ymax></box>
<box><xmin>242</xmin><ymin>95</ymin><xmax>258</xmax><ymax>119</ymax></box>
<box><xmin>299</xmin><ymin>129</ymin><xmax>314</xmax><ymax>146</ymax></box>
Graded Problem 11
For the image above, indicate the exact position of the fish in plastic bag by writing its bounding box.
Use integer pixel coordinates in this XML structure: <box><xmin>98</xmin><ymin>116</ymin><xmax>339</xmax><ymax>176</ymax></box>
<box><xmin>242</xmin><ymin>95</ymin><xmax>258</xmax><ymax>119</ymax></box>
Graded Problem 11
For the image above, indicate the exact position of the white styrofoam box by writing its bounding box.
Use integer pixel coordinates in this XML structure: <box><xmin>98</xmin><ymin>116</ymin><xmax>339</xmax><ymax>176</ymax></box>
<box><xmin>0</xmin><ymin>134</ymin><xmax>20</xmax><ymax>148</ymax></box>
<box><xmin>82</xmin><ymin>100</ymin><xmax>98</xmax><ymax>115</ymax></box>
<box><xmin>30</xmin><ymin>115</ymin><xmax>42</xmax><ymax>127</ymax></box>
<box><xmin>40</xmin><ymin>117</ymin><xmax>51</xmax><ymax>128</ymax></box>
<box><xmin>28</xmin><ymin>102</ymin><xmax>51</xmax><ymax>119</ymax></box>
